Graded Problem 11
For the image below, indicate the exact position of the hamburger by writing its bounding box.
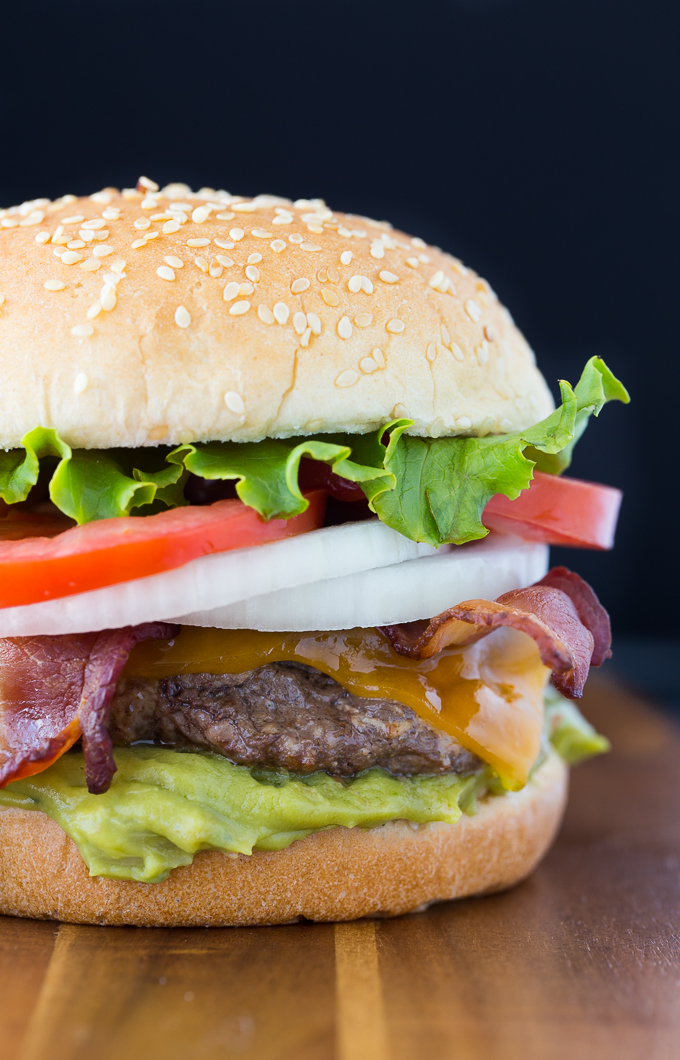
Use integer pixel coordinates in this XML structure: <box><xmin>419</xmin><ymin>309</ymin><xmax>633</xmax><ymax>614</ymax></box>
<box><xmin>0</xmin><ymin>179</ymin><xmax>628</xmax><ymax>926</ymax></box>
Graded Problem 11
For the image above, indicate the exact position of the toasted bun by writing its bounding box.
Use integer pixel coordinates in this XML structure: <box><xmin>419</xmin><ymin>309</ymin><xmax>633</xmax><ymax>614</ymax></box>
<box><xmin>0</xmin><ymin>185</ymin><xmax>554</xmax><ymax>449</ymax></box>
<box><xmin>0</xmin><ymin>751</ymin><xmax>566</xmax><ymax>926</ymax></box>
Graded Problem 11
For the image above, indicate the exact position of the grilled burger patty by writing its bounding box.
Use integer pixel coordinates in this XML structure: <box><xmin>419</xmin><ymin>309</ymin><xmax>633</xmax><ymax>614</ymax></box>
<box><xmin>109</xmin><ymin>661</ymin><xmax>480</xmax><ymax>777</ymax></box>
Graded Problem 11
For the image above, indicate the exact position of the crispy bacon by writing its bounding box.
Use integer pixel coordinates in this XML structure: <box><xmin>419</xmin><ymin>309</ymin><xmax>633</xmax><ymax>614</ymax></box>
<box><xmin>380</xmin><ymin>567</ymin><xmax>610</xmax><ymax>699</ymax></box>
<box><xmin>0</xmin><ymin>623</ymin><xmax>177</xmax><ymax>794</ymax></box>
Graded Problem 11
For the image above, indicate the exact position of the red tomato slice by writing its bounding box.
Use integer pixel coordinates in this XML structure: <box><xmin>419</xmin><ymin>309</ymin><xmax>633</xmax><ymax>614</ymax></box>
<box><xmin>0</xmin><ymin>492</ymin><xmax>326</xmax><ymax>609</ymax></box>
<box><xmin>482</xmin><ymin>472</ymin><xmax>622</xmax><ymax>549</ymax></box>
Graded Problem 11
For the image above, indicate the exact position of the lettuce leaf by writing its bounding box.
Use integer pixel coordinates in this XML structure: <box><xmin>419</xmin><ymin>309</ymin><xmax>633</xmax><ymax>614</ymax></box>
<box><xmin>0</xmin><ymin>429</ymin><xmax>185</xmax><ymax>523</ymax></box>
<box><xmin>0</xmin><ymin>357</ymin><xmax>628</xmax><ymax>533</ymax></box>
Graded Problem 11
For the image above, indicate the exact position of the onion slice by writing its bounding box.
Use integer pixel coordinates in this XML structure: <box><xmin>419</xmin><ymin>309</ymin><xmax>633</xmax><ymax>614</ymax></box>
<box><xmin>0</xmin><ymin>520</ymin><xmax>435</xmax><ymax>637</ymax></box>
<box><xmin>177</xmin><ymin>535</ymin><xmax>549</xmax><ymax>631</ymax></box>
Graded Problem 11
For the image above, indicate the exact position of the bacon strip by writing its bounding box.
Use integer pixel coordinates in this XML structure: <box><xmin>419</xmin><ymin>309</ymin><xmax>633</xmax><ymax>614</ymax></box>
<box><xmin>0</xmin><ymin>623</ymin><xmax>177</xmax><ymax>794</ymax></box>
<box><xmin>380</xmin><ymin>567</ymin><xmax>609</xmax><ymax>700</ymax></box>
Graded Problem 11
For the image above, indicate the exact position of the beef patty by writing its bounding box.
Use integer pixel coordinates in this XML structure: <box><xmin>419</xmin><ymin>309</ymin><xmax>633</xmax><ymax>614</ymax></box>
<box><xmin>109</xmin><ymin>662</ymin><xmax>480</xmax><ymax>777</ymax></box>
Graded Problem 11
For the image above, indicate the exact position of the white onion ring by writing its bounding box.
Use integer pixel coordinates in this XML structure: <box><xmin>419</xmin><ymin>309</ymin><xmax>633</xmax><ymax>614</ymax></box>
<box><xmin>0</xmin><ymin>520</ymin><xmax>435</xmax><ymax>637</ymax></box>
<box><xmin>177</xmin><ymin>535</ymin><xmax>549</xmax><ymax>631</ymax></box>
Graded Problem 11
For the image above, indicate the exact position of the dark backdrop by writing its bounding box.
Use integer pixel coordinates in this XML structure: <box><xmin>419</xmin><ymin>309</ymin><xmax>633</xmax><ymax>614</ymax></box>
<box><xmin>1</xmin><ymin>0</ymin><xmax>678</xmax><ymax>635</ymax></box>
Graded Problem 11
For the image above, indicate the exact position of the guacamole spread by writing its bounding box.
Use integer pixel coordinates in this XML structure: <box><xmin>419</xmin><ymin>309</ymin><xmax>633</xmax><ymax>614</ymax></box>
<box><xmin>0</xmin><ymin>694</ymin><xmax>606</xmax><ymax>883</ymax></box>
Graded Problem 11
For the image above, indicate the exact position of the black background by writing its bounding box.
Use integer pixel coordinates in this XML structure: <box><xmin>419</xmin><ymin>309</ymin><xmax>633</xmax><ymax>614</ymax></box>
<box><xmin>1</xmin><ymin>0</ymin><xmax>678</xmax><ymax>636</ymax></box>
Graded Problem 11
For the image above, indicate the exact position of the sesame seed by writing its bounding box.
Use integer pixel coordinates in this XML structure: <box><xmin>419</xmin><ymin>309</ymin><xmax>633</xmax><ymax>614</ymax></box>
<box><xmin>0</xmin><ymin>294</ymin><xmax>5</xmax><ymax>305</ymax></box>
<box><xmin>484</xmin><ymin>325</ymin><xmax>495</xmax><ymax>342</ymax></box>
<box><xmin>307</xmin><ymin>312</ymin><xmax>321</xmax><ymax>334</ymax></box>
<box><xmin>229</xmin><ymin>300</ymin><xmax>251</xmax><ymax>315</ymax></box>
<box><xmin>192</xmin><ymin>206</ymin><xmax>211</xmax><ymax>224</ymax></box>
<box><xmin>143</xmin><ymin>231</ymin><xmax>159</xmax><ymax>241</ymax></box>
<box><xmin>1</xmin><ymin>218</ymin><xmax>18</xmax><ymax>228</ymax></box>
<box><xmin>134</xmin><ymin>218</ymin><xmax>151</xmax><ymax>230</ymax></box>
<box><xmin>162</xmin><ymin>220</ymin><xmax>180</xmax><ymax>235</ymax></box>
<box><xmin>272</xmin><ymin>213</ymin><xmax>293</xmax><ymax>225</ymax></box>
<box><xmin>35</xmin><ymin>231</ymin><xmax>51</xmax><ymax>244</ymax></box>
<box><xmin>258</xmin><ymin>305</ymin><xmax>275</xmax><ymax>324</ymax></box>
<box><xmin>326</xmin><ymin>267</ymin><xmax>340</xmax><ymax>283</ymax></box>
<box><xmin>426</xmin><ymin>343</ymin><xmax>436</xmax><ymax>362</ymax></box>
<box><xmin>73</xmin><ymin>372</ymin><xmax>88</xmax><ymax>394</ymax></box>
<box><xmin>245</xmin><ymin>265</ymin><xmax>260</xmax><ymax>283</ymax></box>
<box><xmin>151</xmin><ymin>213</ymin><xmax>173</xmax><ymax>223</ymax></box>
<box><xmin>223</xmin><ymin>282</ymin><xmax>240</xmax><ymax>301</ymax></box>
<box><xmin>300</xmin><ymin>327</ymin><xmax>312</xmax><ymax>347</ymax></box>
<box><xmin>372</xmin><ymin>348</ymin><xmax>385</xmax><ymax>368</ymax></box>
<box><xmin>93</xmin><ymin>230</ymin><xmax>110</xmax><ymax>241</ymax></box>
<box><xmin>411</xmin><ymin>237</ymin><xmax>426</xmax><ymax>249</ymax></box>
<box><xmin>293</xmin><ymin>311</ymin><xmax>307</xmax><ymax>335</ymax></box>
<box><xmin>300</xmin><ymin>243</ymin><xmax>321</xmax><ymax>252</ymax></box>
<box><xmin>92</xmin><ymin>245</ymin><xmax>114</xmax><ymax>258</ymax></box>
<box><xmin>247</xmin><ymin>253</ymin><xmax>262</xmax><ymax>264</ymax></box>
<box><xmin>337</xmin><ymin>226</ymin><xmax>351</xmax><ymax>238</ymax></box>
<box><xmin>79</xmin><ymin>230</ymin><xmax>95</xmax><ymax>242</ymax></box>
<box><xmin>101</xmin><ymin>208</ymin><xmax>120</xmax><ymax>221</ymax></box>
<box><xmin>354</xmin><ymin>313</ymin><xmax>373</xmax><ymax>327</ymax></box>
<box><xmin>186</xmin><ymin>238</ymin><xmax>210</xmax><ymax>248</ymax></box>
<box><xmin>239</xmin><ymin>282</ymin><xmax>255</xmax><ymax>296</ymax></box>
<box><xmin>251</xmin><ymin>228</ymin><xmax>273</xmax><ymax>239</ymax></box>
<box><xmin>61</xmin><ymin>251</ymin><xmax>83</xmax><ymax>265</ymax></box>
<box><xmin>71</xmin><ymin>324</ymin><xmax>94</xmax><ymax>337</ymax></box>
<box><xmin>340</xmin><ymin>251</ymin><xmax>353</xmax><ymax>265</ymax></box>
<box><xmin>157</xmin><ymin>266</ymin><xmax>176</xmax><ymax>281</ymax></box>
<box><xmin>317</xmin><ymin>269</ymin><xmax>328</xmax><ymax>283</ymax></box>
<box><xmin>100</xmin><ymin>285</ymin><xmax>117</xmax><ymax>311</ymax></box>
<box><xmin>80</xmin><ymin>258</ymin><xmax>102</xmax><ymax>271</ymax></box>
<box><xmin>270</xmin><ymin>239</ymin><xmax>287</xmax><ymax>253</ymax></box>
<box><xmin>348</xmin><ymin>276</ymin><xmax>362</xmax><ymax>293</ymax></box>
<box><xmin>164</xmin><ymin>256</ymin><xmax>184</xmax><ymax>269</ymax></box>
<box><xmin>175</xmin><ymin>306</ymin><xmax>191</xmax><ymax>328</ymax></box>
<box><xmin>386</xmin><ymin>319</ymin><xmax>405</xmax><ymax>333</ymax></box>
<box><xmin>131</xmin><ymin>239</ymin><xmax>146</xmax><ymax>249</ymax></box>
<box><xmin>322</xmin><ymin>289</ymin><xmax>340</xmax><ymax>306</ymax></box>
<box><xmin>335</xmin><ymin>369</ymin><xmax>358</xmax><ymax>387</ymax></box>
<box><xmin>194</xmin><ymin>257</ymin><xmax>208</xmax><ymax>272</ymax></box>
<box><xmin>360</xmin><ymin>357</ymin><xmax>378</xmax><ymax>374</ymax></box>
<box><xmin>291</xmin><ymin>278</ymin><xmax>310</xmax><ymax>294</ymax></box>
<box><xmin>214</xmin><ymin>240</ymin><xmax>235</xmax><ymax>253</ymax></box>
<box><xmin>232</xmin><ymin>202</ymin><xmax>256</xmax><ymax>213</ymax></box>
<box><xmin>429</xmin><ymin>271</ymin><xmax>445</xmax><ymax>289</ymax></box>
<box><xmin>465</xmin><ymin>299</ymin><xmax>482</xmax><ymax>323</ymax></box>
<box><xmin>215</xmin><ymin>255</ymin><xmax>234</xmax><ymax>268</ymax></box>
<box><xmin>44</xmin><ymin>279</ymin><xmax>66</xmax><ymax>291</ymax></box>
<box><xmin>81</xmin><ymin>219</ymin><xmax>107</xmax><ymax>231</ymax></box>
<box><xmin>288</xmin><ymin>233</ymin><xmax>303</xmax><ymax>244</ymax></box>
<box><xmin>53</xmin><ymin>247</ymin><xmax>64</xmax><ymax>257</ymax></box>
<box><xmin>273</xmin><ymin>302</ymin><xmax>290</xmax><ymax>324</ymax></box>
<box><xmin>337</xmin><ymin>316</ymin><xmax>352</xmax><ymax>339</ymax></box>
<box><xmin>456</xmin><ymin>416</ymin><xmax>472</xmax><ymax>429</ymax></box>
<box><xmin>138</xmin><ymin>175</ymin><xmax>159</xmax><ymax>192</ymax></box>
<box><xmin>451</xmin><ymin>343</ymin><xmax>465</xmax><ymax>361</ymax></box>
<box><xmin>59</xmin><ymin>214</ymin><xmax>84</xmax><ymax>226</ymax></box>
<box><xmin>351</xmin><ymin>229</ymin><xmax>367</xmax><ymax>239</ymax></box>
<box><xmin>216</xmin><ymin>212</ymin><xmax>235</xmax><ymax>221</ymax></box>
<box><xmin>229</xmin><ymin>228</ymin><xmax>245</xmax><ymax>241</ymax></box>
<box><xmin>19</xmin><ymin>211</ymin><xmax>45</xmax><ymax>227</ymax></box>
<box><xmin>405</xmin><ymin>257</ymin><xmax>419</xmax><ymax>268</ymax></box>
<box><xmin>379</xmin><ymin>271</ymin><xmax>399</xmax><ymax>284</ymax></box>
<box><xmin>475</xmin><ymin>341</ymin><xmax>489</xmax><ymax>365</ymax></box>
<box><xmin>209</xmin><ymin>263</ymin><xmax>223</xmax><ymax>278</ymax></box>
<box><xmin>418</xmin><ymin>253</ymin><xmax>430</xmax><ymax>264</ymax></box>
<box><xmin>87</xmin><ymin>302</ymin><xmax>102</xmax><ymax>319</ymax></box>
<box><xmin>441</xmin><ymin>324</ymin><xmax>451</xmax><ymax>345</ymax></box>
<box><xmin>370</xmin><ymin>241</ymin><xmax>385</xmax><ymax>259</ymax></box>
<box><xmin>224</xmin><ymin>390</ymin><xmax>246</xmax><ymax>413</ymax></box>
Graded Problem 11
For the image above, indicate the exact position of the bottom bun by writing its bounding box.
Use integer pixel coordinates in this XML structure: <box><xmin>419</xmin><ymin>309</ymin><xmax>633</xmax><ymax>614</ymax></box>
<box><xmin>0</xmin><ymin>752</ymin><xmax>567</xmax><ymax>927</ymax></box>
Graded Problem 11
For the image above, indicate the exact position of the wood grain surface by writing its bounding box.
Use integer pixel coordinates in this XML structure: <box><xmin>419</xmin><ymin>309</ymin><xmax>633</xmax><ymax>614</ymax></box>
<box><xmin>1</xmin><ymin>675</ymin><xmax>679</xmax><ymax>1060</ymax></box>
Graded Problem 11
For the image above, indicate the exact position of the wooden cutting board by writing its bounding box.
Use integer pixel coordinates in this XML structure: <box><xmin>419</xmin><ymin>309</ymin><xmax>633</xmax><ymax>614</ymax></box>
<box><xmin>2</xmin><ymin>675</ymin><xmax>679</xmax><ymax>1060</ymax></box>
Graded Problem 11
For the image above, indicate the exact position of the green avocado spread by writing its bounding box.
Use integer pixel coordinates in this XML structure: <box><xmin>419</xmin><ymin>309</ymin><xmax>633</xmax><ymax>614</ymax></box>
<box><xmin>0</xmin><ymin>694</ymin><xmax>607</xmax><ymax>883</ymax></box>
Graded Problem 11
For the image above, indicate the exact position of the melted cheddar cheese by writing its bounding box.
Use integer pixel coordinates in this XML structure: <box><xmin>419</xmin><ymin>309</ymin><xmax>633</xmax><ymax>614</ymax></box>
<box><xmin>123</xmin><ymin>626</ymin><xmax>550</xmax><ymax>788</ymax></box>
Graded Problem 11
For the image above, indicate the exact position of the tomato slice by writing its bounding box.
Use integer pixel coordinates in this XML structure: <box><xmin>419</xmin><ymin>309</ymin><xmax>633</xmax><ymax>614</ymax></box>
<box><xmin>482</xmin><ymin>472</ymin><xmax>622</xmax><ymax>549</ymax></box>
<box><xmin>0</xmin><ymin>492</ymin><xmax>326</xmax><ymax>609</ymax></box>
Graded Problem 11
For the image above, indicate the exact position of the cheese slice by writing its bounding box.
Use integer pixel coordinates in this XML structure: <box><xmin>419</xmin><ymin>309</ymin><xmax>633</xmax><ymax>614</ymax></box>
<box><xmin>124</xmin><ymin>625</ymin><xmax>550</xmax><ymax>788</ymax></box>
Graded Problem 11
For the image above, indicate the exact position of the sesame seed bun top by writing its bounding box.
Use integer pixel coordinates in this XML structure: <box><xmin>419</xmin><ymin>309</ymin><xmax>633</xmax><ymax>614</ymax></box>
<box><xmin>0</xmin><ymin>180</ymin><xmax>554</xmax><ymax>450</ymax></box>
